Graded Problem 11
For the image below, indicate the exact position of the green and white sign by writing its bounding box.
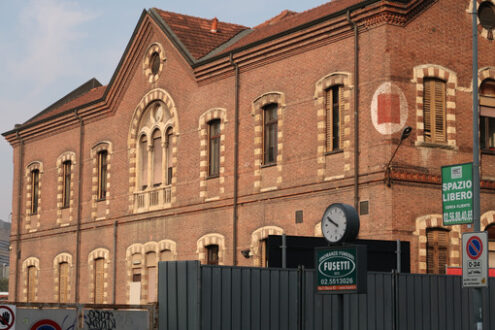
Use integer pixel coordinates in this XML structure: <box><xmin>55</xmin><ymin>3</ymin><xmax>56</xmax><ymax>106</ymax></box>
<box><xmin>442</xmin><ymin>163</ymin><xmax>473</xmax><ymax>226</ymax></box>
<box><xmin>315</xmin><ymin>246</ymin><xmax>366</xmax><ymax>294</ymax></box>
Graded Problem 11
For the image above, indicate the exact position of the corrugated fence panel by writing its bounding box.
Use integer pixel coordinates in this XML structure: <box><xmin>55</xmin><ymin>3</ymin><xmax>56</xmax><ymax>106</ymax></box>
<box><xmin>158</xmin><ymin>261</ymin><xmax>200</xmax><ymax>330</ymax></box>
<box><xmin>159</xmin><ymin>262</ymin><xmax>495</xmax><ymax>330</ymax></box>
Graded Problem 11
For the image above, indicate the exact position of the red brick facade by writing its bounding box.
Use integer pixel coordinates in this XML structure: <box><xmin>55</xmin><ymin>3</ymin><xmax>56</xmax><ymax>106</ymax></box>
<box><xmin>4</xmin><ymin>0</ymin><xmax>495</xmax><ymax>303</ymax></box>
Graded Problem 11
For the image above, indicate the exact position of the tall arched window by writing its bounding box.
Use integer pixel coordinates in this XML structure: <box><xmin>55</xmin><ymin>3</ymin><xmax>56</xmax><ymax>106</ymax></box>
<box><xmin>59</xmin><ymin>262</ymin><xmax>69</xmax><ymax>303</ymax></box>
<box><xmin>480</xmin><ymin>79</ymin><xmax>495</xmax><ymax>150</ymax></box>
<box><xmin>152</xmin><ymin>129</ymin><xmax>162</xmax><ymax>187</ymax></box>
<box><xmin>27</xmin><ymin>265</ymin><xmax>37</xmax><ymax>302</ymax></box>
<box><xmin>166</xmin><ymin>128</ymin><xmax>173</xmax><ymax>186</ymax></box>
<box><xmin>146</xmin><ymin>251</ymin><xmax>157</xmax><ymax>302</ymax></box>
<box><xmin>139</xmin><ymin>135</ymin><xmax>148</xmax><ymax>190</ymax></box>
<box><xmin>94</xmin><ymin>258</ymin><xmax>105</xmax><ymax>304</ymax></box>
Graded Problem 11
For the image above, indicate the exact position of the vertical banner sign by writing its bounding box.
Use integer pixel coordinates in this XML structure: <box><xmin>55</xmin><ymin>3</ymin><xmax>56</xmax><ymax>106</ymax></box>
<box><xmin>315</xmin><ymin>246</ymin><xmax>366</xmax><ymax>294</ymax></box>
<box><xmin>462</xmin><ymin>232</ymin><xmax>488</xmax><ymax>288</ymax></box>
<box><xmin>442</xmin><ymin>163</ymin><xmax>473</xmax><ymax>225</ymax></box>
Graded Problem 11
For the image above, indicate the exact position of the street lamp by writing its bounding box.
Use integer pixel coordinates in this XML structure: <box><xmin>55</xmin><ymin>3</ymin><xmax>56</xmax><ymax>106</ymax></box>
<box><xmin>385</xmin><ymin>126</ymin><xmax>412</xmax><ymax>187</ymax></box>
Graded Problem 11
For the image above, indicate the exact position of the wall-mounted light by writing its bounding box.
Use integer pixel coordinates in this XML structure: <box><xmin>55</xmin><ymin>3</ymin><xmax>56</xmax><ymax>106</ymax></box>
<box><xmin>385</xmin><ymin>126</ymin><xmax>412</xmax><ymax>187</ymax></box>
<box><xmin>241</xmin><ymin>249</ymin><xmax>251</xmax><ymax>258</ymax></box>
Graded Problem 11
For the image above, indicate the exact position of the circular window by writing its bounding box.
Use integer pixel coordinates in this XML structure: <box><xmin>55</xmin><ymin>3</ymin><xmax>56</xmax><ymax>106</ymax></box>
<box><xmin>479</xmin><ymin>1</ymin><xmax>495</xmax><ymax>30</ymax></box>
<box><xmin>150</xmin><ymin>52</ymin><xmax>161</xmax><ymax>75</ymax></box>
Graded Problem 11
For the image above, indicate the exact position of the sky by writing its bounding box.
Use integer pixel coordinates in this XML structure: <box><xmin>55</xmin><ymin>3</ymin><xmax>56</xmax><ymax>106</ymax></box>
<box><xmin>0</xmin><ymin>0</ymin><xmax>329</xmax><ymax>222</ymax></box>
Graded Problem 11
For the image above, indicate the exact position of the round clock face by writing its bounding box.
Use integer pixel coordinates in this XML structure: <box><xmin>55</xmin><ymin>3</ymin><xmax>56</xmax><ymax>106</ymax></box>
<box><xmin>321</xmin><ymin>203</ymin><xmax>360</xmax><ymax>244</ymax></box>
<box><xmin>322</xmin><ymin>205</ymin><xmax>347</xmax><ymax>243</ymax></box>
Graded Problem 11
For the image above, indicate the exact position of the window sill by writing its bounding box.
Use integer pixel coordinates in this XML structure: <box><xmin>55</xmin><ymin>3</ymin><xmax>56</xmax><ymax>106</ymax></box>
<box><xmin>481</xmin><ymin>149</ymin><xmax>495</xmax><ymax>155</ymax></box>
<box><xmin>325</xmin><ymin>150</ymin><xmax>343</xmax><ymax>156</ymax></box>
<box><xmin>261</xmin><ymin>163</ymin><xmax>277</xmax><ymax>169</ymax></box>
<box><xmin>60</xmin><ymin>206</ymin><xmax>70</xmax><ymax>210</ymax></box>
<box><xmin>96</xmin><ymin>198</ymin><xmax>106</xmax><ymax>203</ymax></box>
<box><xmin>207</xmin><ymin>175</ymin><xmax>219</xmax><ymax>180</ymax></box>
<box><xmin>414</xmin><ymin>141</ymin><xmax>457</xmax><ymax>151</ymax></box>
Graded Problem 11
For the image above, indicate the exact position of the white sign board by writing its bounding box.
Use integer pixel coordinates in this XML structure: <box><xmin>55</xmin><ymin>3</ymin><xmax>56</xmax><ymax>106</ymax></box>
<box><xmin>462</xmin><ymin>232</ymin><xmax>488</xmax><ymax>288</ymax></box>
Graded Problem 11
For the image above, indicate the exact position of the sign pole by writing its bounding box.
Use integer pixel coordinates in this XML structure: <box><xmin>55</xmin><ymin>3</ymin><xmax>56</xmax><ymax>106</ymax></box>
<box><xmin>472</xmin><ymin>1</ymin><xmax>483</xmax><ymax>328</ymax></box>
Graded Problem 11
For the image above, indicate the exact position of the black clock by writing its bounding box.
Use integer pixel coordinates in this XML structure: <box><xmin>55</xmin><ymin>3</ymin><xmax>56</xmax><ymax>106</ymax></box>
<box><xmin>321</xmin><ymin>203</ymin><xmax>360</xmax><ymax>244</ymax></box>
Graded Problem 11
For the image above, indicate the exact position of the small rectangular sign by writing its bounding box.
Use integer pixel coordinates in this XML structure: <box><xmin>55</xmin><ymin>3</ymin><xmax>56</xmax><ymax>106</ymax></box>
<box><xmin>315</xmin><ymin>245</ymin><xmax>366</xmax><ymax>294</ymax></box>
<box><xmin>442</xmin><ymin>163</ymin><xmax>473</xmax><ymax>225</ymax></box>
<box><xmin>462</xmin><ymin>232</ymin><xmax>488</xmax><ymax>288</ymax></box>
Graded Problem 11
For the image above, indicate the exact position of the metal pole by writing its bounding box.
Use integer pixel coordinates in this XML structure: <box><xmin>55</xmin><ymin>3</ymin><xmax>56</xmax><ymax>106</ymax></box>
<box><xmin>396</xmin><ymin>240</ymin><xmax>401</xmax><ymax>273</ymax></box>
<box><xmin>472</xmin><ymin>2</ymin><xmax>483</xmax><ymax>329</ymax></box>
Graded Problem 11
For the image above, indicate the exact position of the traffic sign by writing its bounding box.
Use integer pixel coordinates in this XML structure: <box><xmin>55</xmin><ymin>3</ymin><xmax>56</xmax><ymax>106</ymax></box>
<box><xmin>463</xmin><ymin>232</ymin><xmax>488</xmax><ymax>288</ymax></box>
<box><xmin>0</xmin><ymin>305</ymin><xmax>15</xmax><ymax>330</ymax></box>
<box><xmin>30</xmin><ymin>319</ymin><xmax>61</xmax><ymax>330</ymax></box>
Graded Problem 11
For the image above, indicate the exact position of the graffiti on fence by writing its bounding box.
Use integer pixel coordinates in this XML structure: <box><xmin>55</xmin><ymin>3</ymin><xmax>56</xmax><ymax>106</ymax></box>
<box><xmin>84</xmin><ymin>310</ymin><xmax>116</xmax><ymax>330</ymax></box>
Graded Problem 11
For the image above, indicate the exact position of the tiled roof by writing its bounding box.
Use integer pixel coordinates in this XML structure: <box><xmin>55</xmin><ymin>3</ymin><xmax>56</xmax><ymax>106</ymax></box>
<box><xmin>154</xmin><ymin>9</ymin><xmax>249</xmax><ymax>60</ymax></box>
<box><xmin>220</xmin><ymin>0</ymin><xmax>364</xmax><ymax>54</ymax></box>
<box><xmin>24</xmin><ymin>85</ymin><xmax>106</xmax><ymax>125</ymax></box>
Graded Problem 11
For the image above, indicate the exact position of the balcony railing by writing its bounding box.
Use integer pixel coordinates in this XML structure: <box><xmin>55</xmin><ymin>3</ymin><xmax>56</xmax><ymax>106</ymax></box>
<box><xmin>134</xmin><ymin>186</ymin><xmax>171</xmax><ymax>212</ymax></box>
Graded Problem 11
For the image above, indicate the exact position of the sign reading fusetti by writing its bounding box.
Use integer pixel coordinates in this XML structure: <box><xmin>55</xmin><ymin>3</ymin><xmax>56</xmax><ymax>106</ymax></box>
<box><xmin>315</xmin><ymin>246</ymin><xmax>366</xmax><ymax>294</ymax></box>
<box><xmin>442</xmin><ymin>163</ymin><xmax>473</xmax><ymax>225</ymax></box>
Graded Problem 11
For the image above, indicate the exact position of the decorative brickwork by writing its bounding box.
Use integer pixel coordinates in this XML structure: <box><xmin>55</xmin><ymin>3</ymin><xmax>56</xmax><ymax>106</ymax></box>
<box><xmin>22</xmin><ymin>257</ymin><xmax>39</xmax><ymax>302</ymax></box>
<box><xmin>125</xmin><ymin>240</ymin><xmax>177</xmax><ymax>303</ymax></box>
<box><xmin>479</xmin><ymin>67</ymin><xmax>495</xmax><ymax>88</ymax></box>
<box><xmin>143</xmin><ymin>42</ymin><xmax>166</xmax><ymax>83</ymax></box>
<box><xmin>314</xmin><ymin>72</ymin><xmax>353</xmax><ymax>179</ymax></box>
<box><xmin>25</xmin><ymin>161</ymin><xmax>43</xmax><ymax>232</ymax></box>
<box><xmin>128</xmin><ymin>89</ymin><xmax>179</xmax><ymax>212</ymax></box>
<box><xmin>196</xmin><ymin>233</ymin><xmax>225</xmax><ymax>265</ymax></box>
<box><xmin>56</xmin><ymin>151</ymin><xmax>76</xmax><ymax>226</ymax></box>
<box><xmin>414</xmin><ymin>214</ymin><xmax>461</xmax><ymax>273</ymax></box>
<box><xmin>53</xmin><ymin>253</ymin><xmax>72</xmax><ymax>302</ymax></box>
<box><xmin>252</xmin><ymin>92</ymin><xmax>285</xmax><ymax>192</ymax></box>
<box><xmin>198</xmin><ymin>108</ymin><xmax>227</xmax><ymax>200</ymax></box>
<box><xmin>90</xmin><ymin>142</ymin><xmax>112</xmax><ymax>220</ymax></box>
<box><xmin>412</xmin><ymin>64</ymin><xmax>457</xmax><ymax>147</ymax></box>
<box><xmin>481</xmin><ymin>210</ymin><xmax>495</xmax><ymax>230</ymax></box>
<box><xmin>250</xmin><ymin>226</ymin><xmax>284</xmax><ymax>266</ymax></box>
<box><xmin>87</xmin><ymin>248</ymin><xmax>110</xmax><ymax>304</ymax></box>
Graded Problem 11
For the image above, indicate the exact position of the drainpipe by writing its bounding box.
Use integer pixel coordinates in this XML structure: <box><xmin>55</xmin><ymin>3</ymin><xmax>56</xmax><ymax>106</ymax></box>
<box><xmin>14</xmin><ymin>130</ymin><xmax>24</xmax><ymax>302</ymax></box>
<box><xmin>347</xmin><ymin>10</ymin><xmax>360</xmax><ymax>211</ymax></box>
<box><xmin>113</xmin><ymin>220</ymin><xmax>117</xmax><ymax>304</ymax></box>
<box><xmin>230</xmin><ymin>53</ymin><xmax>239</xmax><ymax>266</ymax></box>
<box><xmin>74</xmin><ymin>110</ymin><xmax>84</xmax><ymax>303</ymax></box>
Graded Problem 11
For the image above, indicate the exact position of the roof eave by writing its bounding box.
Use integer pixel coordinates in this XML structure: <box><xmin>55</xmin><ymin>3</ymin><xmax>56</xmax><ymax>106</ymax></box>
<box><xmin>193</xmin><ymin>0</ymin><xmax>382</xmax><ymax>68</ymax></box>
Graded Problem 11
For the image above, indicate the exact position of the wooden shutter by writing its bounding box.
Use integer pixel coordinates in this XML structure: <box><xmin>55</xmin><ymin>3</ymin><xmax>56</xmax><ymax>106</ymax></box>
<box><xmin>31</xmin><ymin>170</ymin><xmax>39</xmax><ymax>214</ymax></box>
<box><xmin>27</xmin><ymin>266</ymin><xmax>36</xmax><ymax>302</ymax></box>
<box><xmin>325</xmin><ymin>88</ymin><xmax>333</xmax><ymax>152</ymax></box>
<box><xmin>338</xmin><ymin>86</ymin><xmax>344</xmax><ymax>150</ymax></box>
<box><xmin>62</xmin><ymin>161</ymin><xmax>71</xmax><ymax>208</ymax></box>
<box><xmin>424</xmin><ymin>79</ymin><xmax>446</xmax><ymax>143</ymax></box>
<box><xmin>94</xmin><ymin>258</ymin><xmax>104</xmax><ymax>304</ymax></box>
<box><xmin>59</xmin><ymin>262</ymin><xmax>69</xmax><ymax>303</ymax></box>
<box><xmin>97</xmin><ymin>151</ymin><xmax>107</xmax><ymax>199</ymax></box>
<box><xmin>427</xmin><ymin>229</ymin><xmax>449</xmax><ymax>274</ymax></box>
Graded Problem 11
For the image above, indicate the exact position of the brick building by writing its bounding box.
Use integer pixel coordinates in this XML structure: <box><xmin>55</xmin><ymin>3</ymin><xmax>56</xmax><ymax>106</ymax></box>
<box><xmin>3</xmin><ymin>0</ymin><xmax>495</xmax><ymax>304</ymax></box>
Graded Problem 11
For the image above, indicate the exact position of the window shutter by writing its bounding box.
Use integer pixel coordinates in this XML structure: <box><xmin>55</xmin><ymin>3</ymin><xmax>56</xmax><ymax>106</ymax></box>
<box><xmin>94</xmin><ymin>258</ymin><xmax>104</xmax><ymax>304</ymax></box>
<box><xmin>424</xmin><ymin>80</ymin><xmax>433</xmax><ymax>142</ymax></box>
<box><xmin>59</xmin><ymin>262</ymin><xmax>69</xmax><ymax>303</ymax></box>
<box><xmin>325</xmin><ymin>88</ymin><xmax>333</xmax><ymax>151</ymax></box>
<box><xmin>433</xmin><ymin>80</ymin><xmax>446</xmax><ymax>143</ymax></box>
<box><xmin>338</xmin><ymin>86</ymin><xmax>345</xmax><ymax>150</ymax></box>
<box><xmin>427</xmin><ymin>229</ymin><xmax>449</xmax><ymax>274</ymax></box>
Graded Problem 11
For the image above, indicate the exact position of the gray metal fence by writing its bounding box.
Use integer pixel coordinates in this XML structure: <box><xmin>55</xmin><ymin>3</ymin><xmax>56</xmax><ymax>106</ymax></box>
<box><xmin>158</xmin><ymin>261</ymin><xmax>495</xmax><ymax>330</ymax></box>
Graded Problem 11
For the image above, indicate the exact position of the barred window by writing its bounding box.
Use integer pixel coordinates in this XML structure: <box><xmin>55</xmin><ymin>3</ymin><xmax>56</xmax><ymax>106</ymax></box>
<box><xmin>97</xmin><ymin>151</ymin><xmax>107</xmax><ymax>200</ymax></box>
<box><xmin>62</xmin><ymin>161</ymin><xmax>71</xmax><ymax>208</ymax></box>
<box><xmin>208</xmin><ymin>119</ymin><xmax>221</xmax><ymax>177</ymax></box>
<box><xmin>31</xmin><ymin>169</ymin><xmax>39</xmax><ymax>214</ymax></box>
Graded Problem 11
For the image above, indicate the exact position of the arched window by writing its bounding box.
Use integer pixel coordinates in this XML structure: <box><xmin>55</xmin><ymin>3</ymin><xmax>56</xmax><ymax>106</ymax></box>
<box><xmin>94</xmin><ymin>258</ymin><xmax>105</xmax><ymax>304</ymax></box>
<box><xmin>62</xmin><ymin>160</ymin><xmax>71</xmax><ymax>208</ymax></box>
<box><xmin>146</xmin><ymin>252</ymin><xmax>157</xmax><ymax>302</ymax></box>
<box><xmin>160</xmin><ymin>249</ymin><xmax>174</xmax><ymax>261</ymax></box>
<box><xmin>139</xmin><ymin>135</ymin><xmax>148</xmax><ymax>190</ymax></box>
<box><xmin>130</xmin><ymin>253</ymin><xmax>142</xmax><ymax>304</ymax></box>
<box><xmin>30</xmin><ymin>169</ymin><xmax>40</xmax><ymax>214</ymax></box>
<box><xmin>426</xmin><ymin>227</ymin><xmax>449</xmax><ymax>274</ymax></box>
<box><xmin>97</xmin><ymin>150</ymin><xmax>108</xmax><ymax>200</ymax></box>
<box><xmin>325</xmin><ymin>85</ymin><xmax>343</xmax><ymax>152</ymax></box>
<box><xmin>27</xmin><ymin>265</ymin><xmax>37</xmax><ymax>302</ymax></box>
<box><xmin>208</xmin><ymin>120</ymin><xmax>220</xmax><ymax>177</ymax></box>
<box><xmin>152</xmin><ymin>129</ymin><xmax>162</xmax><ymax>187</ymax></box>
<box><xmin>165</xmin><ymin>128</ymin><xmax>173</xmax><ymax>186</ymax></box>
<box><xmin>206</xmin><ymin>245</ymin><xmax>219</xmax><ymax>265</ymax></box>
<box><xmin>263</xmin><ymin>103</ymin><xmax>278</xmax><ymax>165</ymax></box>
<box><xmin>480</xmin><ymin>79</ymin><xmax>495</xmax><ymax>150</ymax></box>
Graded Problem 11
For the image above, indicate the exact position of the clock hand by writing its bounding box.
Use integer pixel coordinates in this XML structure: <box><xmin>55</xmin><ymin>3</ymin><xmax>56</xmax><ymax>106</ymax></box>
<box><xmin>326</xmin><ymin>216</ymin><xmax>339</xmax><ymax>227</ymax></box>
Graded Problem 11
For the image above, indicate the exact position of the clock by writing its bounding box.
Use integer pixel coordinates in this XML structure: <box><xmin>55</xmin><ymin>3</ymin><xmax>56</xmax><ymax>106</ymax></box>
<box><xmin>321</xmin><ymin>203</ymin><xmax>360</xmax><ymax>244</ymax></box>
